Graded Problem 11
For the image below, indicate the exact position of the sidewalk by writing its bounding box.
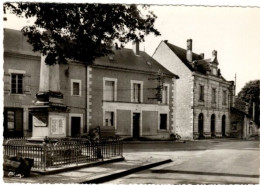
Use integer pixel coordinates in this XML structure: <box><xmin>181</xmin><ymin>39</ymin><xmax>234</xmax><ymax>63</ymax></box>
<box><xmin>3</xmin><ymin>156</ymin><xmax>171</xmax><ymax>184</ymax></box>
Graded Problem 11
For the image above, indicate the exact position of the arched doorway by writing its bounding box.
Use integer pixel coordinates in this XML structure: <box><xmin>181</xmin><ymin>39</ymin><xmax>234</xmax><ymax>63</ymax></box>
<box><xmin>211</xmin><ymin>114</ymin><xmax>216</xmax><ymax>137</ymax></box>
<box><xmin>222</xmin><ymin>115</ymin><xmax>226</xmax><ymax>137</ymax></box>
<box><xmin>198</xmin><ymin>113</ymin><xmax>204</xmax><ymax>139</ymax></box>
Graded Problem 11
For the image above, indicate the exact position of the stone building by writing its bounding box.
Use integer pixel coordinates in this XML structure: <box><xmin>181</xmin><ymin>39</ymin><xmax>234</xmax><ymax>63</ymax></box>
<box><xmin>3</xmin><ymin>29</ymin><xmax>41</xmax><ymax>137</ymax></box>
<box><xmin>230</xmin><ymin>98</ymin><xmax>258</xmax><ymax>139</ymax></box>
<box><xmin>87</xmin><ymin>44</ymin><xmax>179</xmax><ymax>140</ymax></box>
<box><xmin>153</xmin><ymin>39</ymin><xmax>235</xmax><ymax>139</ymax></box>
<box><xmin>3</xmin><ymin>28</ymin><xmax>87</xmax><ymax>138</ymax></box>
<box><xmin>3</xmin><ymin>28</ymin><xmax>179</xmax><ymax>140</ymax></box>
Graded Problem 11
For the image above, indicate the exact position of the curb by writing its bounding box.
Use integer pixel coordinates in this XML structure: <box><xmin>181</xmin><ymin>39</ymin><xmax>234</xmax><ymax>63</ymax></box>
<box><xmin>123</xmin><ymin>141</ymin><xmax>185</xmax><ymax>144</ymax></box>
<box><xmin>82</xmin><ymin>159</ymin><xmax>173</xmax><ymax>184</ymax></box>
<box><xmin>151</xmin><ymin>169</ymin><xmax>259</xmax><ymax>178</ymax></box>
<box><xmin>32</xmin><ymin>156</ymin><xmax>125</xmax><ymax>175</ymax></box>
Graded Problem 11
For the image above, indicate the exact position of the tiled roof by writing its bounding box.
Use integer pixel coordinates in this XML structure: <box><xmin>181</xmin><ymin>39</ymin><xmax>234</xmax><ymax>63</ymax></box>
<box><xmin>93</xmin><ymin>48</ymin><xmax>179</xmax><ymax>78</ymax></box>
<box><xmin>4</xmin><ymin>29</ymin><xmax>178</xmax><ymax>78</ymax></box>
<box><xmin>164</xmin><ymin>41</ymin><xmax>220</xmax><ymax>76</ymax></box>
<box><xmin>4</xmin><ymin>28</ymin><xmax>40</xmax><ymax>56</ymax></box>
<box><xmin>194</xmin><ymin>59</ymin><xmax>211</xmax><ymax>74</ymax></box>
<box><xmin>165</xmin><ymin>41</ymin><xmax>202</xmax><ymax>71</ymax></box>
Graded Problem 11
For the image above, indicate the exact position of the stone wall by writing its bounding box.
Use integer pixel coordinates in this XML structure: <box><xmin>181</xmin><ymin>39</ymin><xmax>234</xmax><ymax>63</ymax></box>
<box><xmin>153</xmin><ymin>41</ymin><xmax>194</xmax><ymax>140</ymax></box>
<box><xmin>193</xmin><ymin>74</ymin><xmax>232</xmax><ymax>138</ymax></box>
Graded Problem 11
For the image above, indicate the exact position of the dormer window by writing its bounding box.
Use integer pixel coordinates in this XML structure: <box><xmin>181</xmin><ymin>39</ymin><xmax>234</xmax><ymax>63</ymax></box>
<box><xmin>211</xmin><ymin>67</ymin><xmax>217</xmax><ymax>75</ymax></box>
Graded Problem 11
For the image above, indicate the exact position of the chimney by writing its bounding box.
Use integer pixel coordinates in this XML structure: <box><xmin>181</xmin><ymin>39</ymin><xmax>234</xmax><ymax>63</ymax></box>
<box><xmin>212</xmin><ymin>50</ymin><xmax>217</xmax><ymax>58</ymax></box>
<box><xmin>186</xmin><ymin>39</ymin><xmax>192</xmax><ymax>62</ymax></box>
<box><xmin>199</xmin><ymin>53</ymin><xmax>204</xmax><ymax>59</ymax></box>
<box><xmin>132</xmin><ymin>40</ymin><xmax>140</xmax><ymax>55</ymax></box>
<box><xmin>211</xmin><ymin>50</ymin><xmax>219</xmax><ymax>64</ymax></box>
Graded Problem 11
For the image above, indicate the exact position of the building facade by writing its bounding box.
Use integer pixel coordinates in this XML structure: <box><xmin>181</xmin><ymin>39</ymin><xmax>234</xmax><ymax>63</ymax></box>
<box><xmin>153</xmin><ymin>39</ymin><xmax>235</xmax><ymax>139</ymax></box>
<box><xmin>3</xmin><ymin>29</ymin><xmax>179</xmax><ymax>140</ymax></box>
<box><xmin>88</xmin><ymin>47</ymin><xmax>179</xmax><ymax>139</ymax></box>
<box><xmin>3</xmin><ymin>29</ymin><xmax>87</xmax><ymax>138</ymax></box>
<box><xmin>230</xmin><ymin>99</ymin><xmax>258</xmax><ymax>139</ymax></box>
<box><xmin>3</xmin><ymin>29</ymin><xmax>41</xmax><ymax>137</ymax></box>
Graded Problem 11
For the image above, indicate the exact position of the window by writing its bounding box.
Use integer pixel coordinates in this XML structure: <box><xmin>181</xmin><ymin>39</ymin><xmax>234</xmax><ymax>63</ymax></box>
<box><xmin>7</xmin><ymin>111</ymin><xmax>15</xmax><ymax>131</ymax></box>
<box><xmin>212</xmin><ymin>88</ymin><xmax>216</xmax><ymax>104</ymax></box>
<box><xmin>212</xmin><ymin>68</ymin><xmax>217</xmax><ymax>75</ymax></box>
<box><xmin>11</xmin><ymin>74</ymin><xmax>23</xmax><ymax>94</ymax></box>
<box><xmin>71</xmin><ymin>79</ymin><xmax>81</xmax><ymax>96</ymax></box>
<box><xmin>133</xmin><ymin>83</ymin><xmax>141</xmax><ymax>102</ymax></box>
<box><xmin>105</xmin><ymin>111</ymin><xmax>114</xmax><ymax>126</ymax></box>
<box><xmin>160</xmin><ymin>114</ymin><xmax>167</xmax><ymax>130</ymax></box>
<box><xmin>104</xmin><ymin>81</ymin><xmax>115</xmax><ymax>101</ymax></box>
<box><xmin>73</xmin><ymin>82</ymin><xmax>80</xmax><ymax>95</ymax></box>
<box><xmin>222</xmin><ymin>90</ymin><xmax>227</xmax><ymax>105</ymax></box>
<box><xmin>199</xmin><ymin>85</ymin><xmax>204</xmax><ymax>101</ymax></box>
<box><xmin>131</xmin><ymin>80</ymin><xmax>143</xmax><ymax>103</ymax></box>
<box><xmin>162</xmin><ymin>85</ymin><xmax>169</xmax><ymax>104</ymax></box>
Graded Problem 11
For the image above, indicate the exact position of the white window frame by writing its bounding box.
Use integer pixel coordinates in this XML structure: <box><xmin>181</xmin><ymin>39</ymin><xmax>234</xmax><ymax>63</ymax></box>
<box><xmin>103</xmin><ymin>109</ymin><xmax>117</xmax><ymax>128</ymax></box>
<box><xmin>8</xmin><ymin>69</ymin><xmax>26</xmax><ymax>75</ymax></box>
<box><xmin>103</xmin><ymin>111</ymin><xmax>115</xmax><ymax>127</ymax></box>
<box><xmin>8</xmin><ymin>69</ymin><xmax>26</xmax><ymax>95</ymax></box>
<box><xmin>69</xmin><ymin>113</ymin><xmax>84</xmax><ymax>137</ymax></box>
<box><xmin>131</xmin><ymin>80</ymin><xmax>143</xmax><ymax>103</ymax></box>
<box><xmin>71</xmin><ymin>79</ymin><xmax>82</xmax><ymax>96</ymax></box>
<box><xmin>103</xmin><ymin>77</ymin><xmax>117</xmax><ymax>101</ymax></box>
<box><xmin>162</xmin><ymin>83</ymin><xmax>170</xmax><ymax>104</ymax></box>
<box><xmin>158</xmin><ymin>112</ymin><xmax>169</xmax><ymax>130</ymax></box>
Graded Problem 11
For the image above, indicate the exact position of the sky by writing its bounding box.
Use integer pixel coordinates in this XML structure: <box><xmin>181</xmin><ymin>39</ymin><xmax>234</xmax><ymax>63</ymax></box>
<box><xmin>2</xmin><ymin>1</ymin><xmax>260</xmax><ymax>94</ymax></box>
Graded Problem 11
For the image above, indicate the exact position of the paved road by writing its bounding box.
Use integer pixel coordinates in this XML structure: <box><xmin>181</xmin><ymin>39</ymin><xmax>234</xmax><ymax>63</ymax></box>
<box><xmin>108</xmin><ymin>138</ymin><xmax>260</xmax><ymax>184</ymax></box>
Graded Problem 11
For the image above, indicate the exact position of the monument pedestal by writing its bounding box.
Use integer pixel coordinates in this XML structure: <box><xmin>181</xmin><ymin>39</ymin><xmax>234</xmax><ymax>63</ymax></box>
<box><xmin>29</xmin><ymin>91</ymin><xmax>68</xmax><ymax>141</ymax></box>
<box><xmin>28</xmin><ymin>54</ymin><xmax>68</xmax><ymax>142</ymax></box>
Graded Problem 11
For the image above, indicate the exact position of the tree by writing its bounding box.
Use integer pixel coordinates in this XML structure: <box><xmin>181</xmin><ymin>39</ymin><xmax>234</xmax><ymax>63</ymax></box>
<box><xmin>237</xmin><ymin>80</ymin><xmax>260</xmax><ymax>126</ymax></box>
<box><xmin>4</xmin><ymin>3</ymin><xmax>160</xmax><ymax>65</ymax></box>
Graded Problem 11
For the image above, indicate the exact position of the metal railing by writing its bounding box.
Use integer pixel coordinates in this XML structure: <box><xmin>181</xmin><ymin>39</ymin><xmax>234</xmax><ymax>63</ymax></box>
<box><xmin>3</xmin><ymin>137</ymin><xmax>123</xmax><ymax>171</ymax></box>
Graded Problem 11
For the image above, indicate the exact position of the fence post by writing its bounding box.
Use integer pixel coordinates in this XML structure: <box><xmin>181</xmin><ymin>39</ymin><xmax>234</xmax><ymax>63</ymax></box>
<box><xmin>43</xmin><ymin>141</ymin><xmax>47</xmax><ymax>171</ymax></box>
<box><xmin>76</xmin><ymin>141</ymin><xmax>78</xmax><ymax>166</ymax></box>
<box><xmin>120</xmin><ymin>139</ymin><xmax>123</xmax><ymax>157</ymax></box>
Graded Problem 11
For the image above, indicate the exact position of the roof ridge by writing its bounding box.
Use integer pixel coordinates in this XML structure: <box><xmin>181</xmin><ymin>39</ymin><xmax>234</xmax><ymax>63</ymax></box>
<box><xmin>165</xmin><ymin>41</ymin><xmax>200</xmax><ymax>56</ymax></box>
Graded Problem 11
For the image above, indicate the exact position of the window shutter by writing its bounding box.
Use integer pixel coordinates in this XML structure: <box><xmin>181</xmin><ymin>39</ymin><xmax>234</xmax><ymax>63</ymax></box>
<box><xmin>104</xmin><ymin>81</ymin><xmax>114</xmax><ymax>101</ymax></box>
<box><xmin>4</xmin><ymin>73</ymin><xmax>11</xmax><ymax>94</ymax></box>
<box><xmin>24</xmin><ymin>74</ymin><xmax>31</xmax><ymax>95</ymax></box>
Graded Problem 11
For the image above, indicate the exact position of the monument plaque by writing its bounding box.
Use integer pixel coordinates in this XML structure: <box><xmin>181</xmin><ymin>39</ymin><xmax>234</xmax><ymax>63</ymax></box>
<box><xmin>50</xmin><ymin>116</ymin><xmax>66</xmax><ymax>136</ymax></box>
<box><xmin>33</xmin><ymin>116</ymin><xmax>47</xmax><ymax>127</ymax></box>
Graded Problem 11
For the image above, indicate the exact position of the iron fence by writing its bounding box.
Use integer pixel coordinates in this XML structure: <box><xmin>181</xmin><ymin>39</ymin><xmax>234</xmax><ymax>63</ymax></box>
<box><xmin>3</xmin><ymin>137</ymin><xmax>123</xmax><ymax>171</ymax></box>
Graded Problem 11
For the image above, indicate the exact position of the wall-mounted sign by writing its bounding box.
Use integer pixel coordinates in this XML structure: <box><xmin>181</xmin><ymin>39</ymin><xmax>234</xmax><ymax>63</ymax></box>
<box><xmin>50</xmin><ymin>116</ymin><xmax>66</xmax><ymax>136</ymax></box>
<box><xmin>33</xmin><ymin>116</ymin><xmax>47</xmax><ymax>127</ymax></box>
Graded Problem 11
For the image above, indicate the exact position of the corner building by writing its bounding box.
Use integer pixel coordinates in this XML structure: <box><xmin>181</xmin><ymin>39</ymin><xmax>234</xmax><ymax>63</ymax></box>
<box><xmin>153</xmin><ymin>39</ymin><xmax>235</xmax><ymax>139</ymax></box>
<box><xmin>3</xmin><ymin>28</ymin><xmax>179</xmax><ymax>140</ymax></box>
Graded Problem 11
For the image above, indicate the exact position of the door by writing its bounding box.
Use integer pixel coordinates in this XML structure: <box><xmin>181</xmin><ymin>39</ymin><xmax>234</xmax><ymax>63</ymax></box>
<box><xmin>71</xmin><ymin>117</ymin><xmax>81</xmax><ymax>137</ymax></box>
<box><xmin>222</xmin><ymin>115</ymin><xmax>226</xmax><ymax>137</ymax></box>
<box><xmin>211</xmin><ymin>114</ymin><xmax>216</xmax><ymax>137</ymax></box>
<box><xmin>198</xmin><ymin>113</ymin><xmax>204</xmax><ymax>139</ymax></box>
<box><xmin>4</xmin><ymin>108</ymin><xmax>23</xmax><ymax>138</ymax></box>
<box><xmin>132</xmin><ymin>113</ymin><xmax>140</xmax><ymax>139</ymax></box>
